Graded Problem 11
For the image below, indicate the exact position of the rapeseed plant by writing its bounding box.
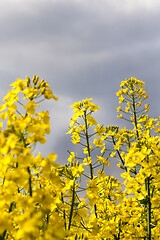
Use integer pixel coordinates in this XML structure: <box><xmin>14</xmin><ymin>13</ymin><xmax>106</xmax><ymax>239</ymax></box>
<box><xmin>0</xmin><ymin>76</ymin><xmax>159</xmax><ymax>240</ymax></box>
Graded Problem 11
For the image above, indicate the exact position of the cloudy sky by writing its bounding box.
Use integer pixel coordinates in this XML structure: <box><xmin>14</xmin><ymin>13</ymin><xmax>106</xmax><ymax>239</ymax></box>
<box><xmin>0</xmin><ymin>0</ymin><xmax>160</xmax><ymax>179</ymax></box>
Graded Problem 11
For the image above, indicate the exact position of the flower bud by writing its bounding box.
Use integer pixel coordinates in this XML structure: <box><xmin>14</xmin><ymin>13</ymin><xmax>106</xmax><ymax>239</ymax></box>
<box><xmin>32</xmin><ymin>75</ymin><xmax>36</xmax><ymax>84</ymax></box>
<box><xmin>34</xmin><ymin>76</ymin><xmax>39</xmax><ymax>85</ymax></box>
<box><xmin>41</xmin><ymin>87</ymin><xmax>46</xmax><ymax>94</ymax></box>
<box><xmin>26</xmin><ymin>76</ymin><xmax>30</xmax><ymax>87</ymax></box>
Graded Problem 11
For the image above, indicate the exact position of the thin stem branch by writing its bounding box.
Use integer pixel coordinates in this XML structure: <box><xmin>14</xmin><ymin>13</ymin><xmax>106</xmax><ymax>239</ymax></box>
<box><xmin>84</xmin><ymin>110</ymin><xmax>97</xmax><ymax>218</ymax></box>
<box><xmin>68</xmin><ymin>181</ymin><xmax>75</xmax><ymax>230</ymax></box>
<box><xmin>146</xmin><ymin>177</ymin><xmax>151</xmax><ymax>240</ymax></box>
<box><xmin>27</xmin><ymin>167</ymin><xmax>32</xmax><ymax>197</ymax></box>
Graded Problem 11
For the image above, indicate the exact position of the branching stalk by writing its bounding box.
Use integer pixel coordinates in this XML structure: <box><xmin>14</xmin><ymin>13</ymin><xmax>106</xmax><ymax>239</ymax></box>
<box><xmin>61</xmin><ymin>193</ymin><xmax>66</xmax><ymax>230</ymax></box>
<box><xmin>27</xmin><ymin>167</ymin><xmax>32</xmax><ymax>197</ymax></box>
<box><xmin>68</xmin><ymin>181</ymin><xmax>75</xmax><ymax>230</ymax></box>
<box><xmin>146</xmin><ymin>177</ymin><xmax>151</xmax><ymax>240</ymax></box>
<box><xmin>131</xmin><ymin>91</ymin><xmax>139</xmax><ymax>140</ymax></box>
<box><xmin>84</xmin><ymin>110</ymin><xmax>97</xmax><ymax>218</ymax></box>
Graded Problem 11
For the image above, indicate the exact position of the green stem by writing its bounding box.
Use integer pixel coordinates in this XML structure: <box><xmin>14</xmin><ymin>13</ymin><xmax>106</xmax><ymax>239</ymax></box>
<box><xmin>112</xmin><ymin>136</ymin><xmax>127</xmax><ymax>172</ymax></box>
<box><xmin>84</xmin><ymin>111</ymin><xmax>93</xmax><ymax>179</ymax></box>
<box><xmin>46</xmin><ymin>213</ymin><xmax>49</xmax><ymax>224</ymax></box>
<box><xmin>17</xmin><ymin>100</ymin><xmax>24</xmax><ymax>107</ymax></box>
<box><xmin>2</xmin><ymin>176</ymin><xmax>5</xmax><ymax>187</ymax></box>
<box><xmin>131</xmin><ymin>92</ymin><xmax>139</xmax><ymax>141</ymax></box>
<box><xmin>27</xmin><ymin>167</ymin><xmax>32</xmax><ymax>197</ymax></box>
<box><xmin>0</xmin><ymin>230</ymin><xmax>7</xmax><ymax>240</ymax></box>
<box><xmin>68</xmin><ymin>182</ymin><xmax>75</xmax><ymax>230</ymax></box>
<box><xmin>61</xmin><ymin>193</ymin><xmax>66</xmax><ymax>230</ymax></box>
<box><xmin>84</xmin><ymin>111</ymin><xmax>97</xmax><ymax>218</ymax></box>
<box><xmin>146</xmin><ymin>177</ymin><xmax>151</xmax><ymax>240</ymax></box>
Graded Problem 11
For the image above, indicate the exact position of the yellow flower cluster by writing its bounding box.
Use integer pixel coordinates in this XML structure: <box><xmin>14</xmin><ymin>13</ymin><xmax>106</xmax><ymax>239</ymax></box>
<box><xmin>116</xmin><ymin>77</ymin><xmax>150</xmax><ymax>122</ymax></box>
<box><xmin>0</xmin><ymin>76</ymin><xmax>66</xmax><ymax>239</ymax></box>
<box><xmin>0</xmin><ymin>76</ymin><xmax>160</xmax><ymax>240</ymax></box>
